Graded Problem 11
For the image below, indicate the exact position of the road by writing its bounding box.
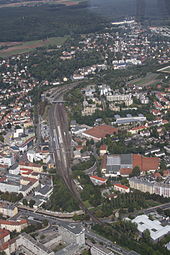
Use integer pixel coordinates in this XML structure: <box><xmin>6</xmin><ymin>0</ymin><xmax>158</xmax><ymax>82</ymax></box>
<box><xmin>85</xmin><ymin>230</ymin><xmax>140</xmax><ymax>255</ymax></box>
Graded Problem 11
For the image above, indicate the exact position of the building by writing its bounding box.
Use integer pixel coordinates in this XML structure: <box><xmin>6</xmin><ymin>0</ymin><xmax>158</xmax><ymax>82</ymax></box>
<box><xmin>114</xmin><ymin>184</ymin><xmax>130</xmax><ymax>193</ymax></box>
<box><xmin>58</xmin><ymin>222</ymin><xmax>85</xmax><ymax>246</ymax></box>
<box><xmin>129</xmin><ymin>125</ymin><xmax>148</xmax><ymax>135</ymax></box>
<box><xmin>91</xmin><ymin>244</ymin><xmax>114</xmax><ymax>255</ymax></box>
<box><xmin>100</xmin><ymin>144</ymin><xmax>107</xmax><ymax>156</ymax></box>
<box><xmin>83</xmin><ymin>125</ymin><xmax>118</xmax><ymax>141</ymax></box>
<box><xmin>129</xmin><ymin>176</ymin><xmax>170</xmax><ymax>197</ymax></box>
<box><xmin>19</xmin><ymin>161</ymin><xmax>43</xmax><ymax>173</ymax></box>
<box><xmin>0</xmin><ymin>219</ymin><xmax>28</xmax><ymax>232</ymax></box>
<box><xmin>90</xmin><ymin>176</ymin><xmax>107</xmax><ymax>186</ymax></box>
<box><xmin>101</xmin><ymin>154</ymin><xmax>159</xmax><ymax>177</ymax></box>
<box><xmin>130</xmin><ymin>215</ymin><xmax>170</xmax><ymax>242</ymax></box>
<box><xmin>16</xmin><ymin>233</ymin><xmax>54</xmax><ymax>255</ymax></box>
<box><xmin>0</xmin><ymin>229</ymin><xmax>10</xmax><ymax>245</ymax></box>
<box><xmin>114</xmin><ymin>114</ymin><xmax>146</xmax><ymax>125</ymax></box>
<box><xmin>0</xmin><ymin>201</ymin><xmax>18</xmax><ymax>217</ymax></box>
<box><xmin>0</xmin><ymin>174</ymin><xmax>39</xmax><ymax>196</ymax></box>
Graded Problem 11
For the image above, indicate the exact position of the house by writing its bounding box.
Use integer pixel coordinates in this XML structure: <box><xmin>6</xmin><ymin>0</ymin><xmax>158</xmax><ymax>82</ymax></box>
<box><xmin>0</xmin><ymin>219</ymin><xmax>28</xmax><ymax>232</ymax></box>
<box><xmin>114</xmin><ymin>184</ymin><xmax>130</xmax><ymax>193</ymax></box>
<box><xmin>0</xmin><ymin>201</ymin><xmax>18</xmax><ymax>217</ymax></box>
<box><xmin>0</xmin><ymin>229</ymin><xmax>16</xmax><ymax>255</ymax></box>
<box><xmin>90</xmin><ymin>176</ymin><xmax>107</xmax><ymax>186</ymax></box>
<box><xmin>100</xmin><ymin>144</ymin><xmax>107</xmax><ymax>156</ymax></box>
<box><xmin>129</xmin><ymin>125</ymin><xmax>147</xmax><ymax>135</ymax></box>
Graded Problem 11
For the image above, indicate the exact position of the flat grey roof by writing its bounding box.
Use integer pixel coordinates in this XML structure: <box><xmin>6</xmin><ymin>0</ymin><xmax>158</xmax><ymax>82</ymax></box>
<box><xmin>107</xmin><ymin>155</ymin><xmax>120</xmax><ymax>166</ymax></box>
<box><xmin>59</xmin><ymin>221</ymin><xmax>84</xmax><ymax>235</ymax></box>
<box><xmin>120</xmin><ymin>154</ymin><xmax>132</xmax><ymax>164</ymax></box>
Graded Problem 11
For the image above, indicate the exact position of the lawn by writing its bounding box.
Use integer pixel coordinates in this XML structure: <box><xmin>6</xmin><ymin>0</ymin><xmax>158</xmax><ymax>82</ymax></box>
<box><xmin>0</xmin><ymin>36</ymin><xmax>68</xmax><ymax>58</ymax></box>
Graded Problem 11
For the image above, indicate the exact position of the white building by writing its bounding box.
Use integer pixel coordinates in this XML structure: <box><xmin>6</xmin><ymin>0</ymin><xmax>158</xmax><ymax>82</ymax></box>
<box><xmin>114</xmin><ymin>184</ymin><xmax>130</xmax><ymax>193</ymax></box>
<box><xmin>130</xmin><ymin>215</ymin><xmax>170</xmax><ymax>242</ymax></box>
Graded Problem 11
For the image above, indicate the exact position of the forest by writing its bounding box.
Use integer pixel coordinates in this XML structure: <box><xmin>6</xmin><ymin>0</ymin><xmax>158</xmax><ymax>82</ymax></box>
<box><xmin>0</xmin><ymin>0</ymin><xmax>170</xmax><ymax>42</ymax></box>
<box><xmin>0</xmin><ymin>3</ymin><xmax>107</xmax><ymax>42</ymax></box>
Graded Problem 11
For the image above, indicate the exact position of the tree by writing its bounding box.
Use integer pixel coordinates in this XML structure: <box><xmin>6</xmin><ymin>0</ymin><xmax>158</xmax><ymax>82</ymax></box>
<box><xmin>0</xmin><ymin>135</ymin><xmax>4</xmax><ymax>143</ymax></box>
<box><xmin>23</xmin><ymin>199</ymin><xmax>28</xmax><ymax>206</ymax></box>
<box><xmin>43</xmin><ymin>219</ymin><xmax>48</xmax><ymax>227</ymax></box>
<box><xmin>130</xmin><ymin>166</ymin><xmax>140</xmax><ymax>177</ymax></box>
<box><xmin>142</xmin><ymin>229</ymin><xmax>151</xmax><ymax>243</ymax></box>
<box><xmin>29</xmin><ymin>199</ymin><xmax>35</xmax><ymax>208</ymax></box>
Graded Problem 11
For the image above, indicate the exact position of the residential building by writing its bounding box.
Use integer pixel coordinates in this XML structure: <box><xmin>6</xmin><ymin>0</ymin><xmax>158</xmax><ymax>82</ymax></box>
<box><xmin>0</xmin><ymin>201</ymin><xmax>18</xmax><ymax>217</ymax></box>
<box><xmin>0</xmin><ymin>219</ymin><xmax>28</xmax><ymax>232</ymax></box>
<box><xmin>129</xmin><ymin>176</ymin><xmax>170</xmax><ymax>197</ymax></box>
<box><xmin>16</xmin><ymin>233</ymin><xmax>55</xmax><ymax>255</ymax></box>
<box><xmin>19</xmin><ymin>161</ymin><xmax>43</xmax><ymax>173</ymax></box>
<box><xmin>90</xmin><ymin>176</ymin><xmax>107</xmax><ymax>186</ymax></box>
<box><xmin>58</xmin><ymin>222</ymin><xmax>85</xmax><ymax>246</ymax></box>
<box><xmin>91</xmin><ymin>244</ymin><xmax>114</xmax><ymax>255</ymax></box>
<box><xmin>114</xmin><ymin>184</ymin><xmax>130</xmax><ymax>193</ymax></box>
<box><xmin>100</xmin><ymin>144</ymin><xmax>107</xmax><ymax>156</ymax></box>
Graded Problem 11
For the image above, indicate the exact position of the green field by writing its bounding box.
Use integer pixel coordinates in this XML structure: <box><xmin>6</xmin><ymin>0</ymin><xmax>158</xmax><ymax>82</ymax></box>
<box><xmin>0</xmin><ymin>36</ymin><xmax>68</xmax><ymax>58</ymax></box>
<box><xmin>127</xmin><ymin>72</ymin><xmax>161</xmax><ymax>87</ymax></box>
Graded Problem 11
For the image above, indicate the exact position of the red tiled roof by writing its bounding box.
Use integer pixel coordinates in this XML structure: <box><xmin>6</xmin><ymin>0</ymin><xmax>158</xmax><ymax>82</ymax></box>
<box><xmin>0</xmin><ymin>229</ymin><xmax>10</xmax><ymax>240</ymax></box>
<box><xmin>22</xmin><ymin>177</ymin><xmax>37</xmax><ymax>183</ymax></box>
<box><xmin>20</xmin><ymin>168</ymin><xmax>33</xmax><ymax>173</ymax></box>
<box><xmin>0</xmin><ymin>219</ymin><xmax>27</xmax><ymax>226</ymax></box>
<box><xmin>163</xmin><ymin>170</ymin><xmax>170</xmax><ymax>177</ymax></box>
<box><xmin>0</xmin><ymin>177</ymin><xmax>6</xmax><ymax>182</ymax></box>
<box><xmin>84</xmin><ymin>125</ymin><xmax>118</xmax><ymax>139</ymax></box>
<box><xmin>0</xmin><ymin>238</ymin><xmax>16</xmax><ymax>251</ymax></box>
<box><xmin>133</xmin><ymin>154</ymin><xmax>160</xmax><ymax>172</ymax></box>
<box><xmin>130</xmin><ymin>125</ymin><xmax>147</xmax><ymax>131</ymax></box>
<box><xmin>101</xmin><ymin>154</ymin><xmax>107</xmax><ymax>169</ymax></box>
<box><xmin>90</xmin><ymin>176</ymin><xmax>106</xmax><ymax>182</ymax></box>
<box><xmin>120</xmin><ymin>168</ymin><xmax>133</xmax><ymax>175</ymax></box>
<box><xmin>153</xmin><ymin>172</ymin><xmax>161</xmax><ymax>178</ymax></box>
<box><xmin>19</xmin><ymin>161</ymin><xmax>42</xmax><ymax>168</ymax></box>
<box><xmin>100</xmin><ymin>144</ymin><xmax>107</xmax><ymax>150</ymax></box>
<box><xmin>114</xmin><ymin>183</ymin><xmax>129</xmax><ymax>190</ymax></box>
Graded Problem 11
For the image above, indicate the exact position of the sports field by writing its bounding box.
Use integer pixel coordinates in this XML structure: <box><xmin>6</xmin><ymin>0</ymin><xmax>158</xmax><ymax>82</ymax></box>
<box><xmin>0</xmin><ymin>37</ymin><xmax>68</xmax><ymax>58</ymax></box>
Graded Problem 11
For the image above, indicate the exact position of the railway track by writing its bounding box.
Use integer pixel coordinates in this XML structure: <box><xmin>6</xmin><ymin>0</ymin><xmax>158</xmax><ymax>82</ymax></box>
<box><xmin>48</xmin><ymin>83</ymin><xmax>103</xmax><ymax>224</ymax></box>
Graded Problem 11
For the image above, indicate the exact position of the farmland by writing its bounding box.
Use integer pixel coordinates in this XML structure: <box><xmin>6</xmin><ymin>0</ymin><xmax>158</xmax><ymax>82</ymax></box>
<box><xmin>0</xmin><ymin>0</ymin><xmax>82</xmax><ymax>8</ymax></box>
<box><xmin>0</xmin><ymin>37</ymin><xmax>68</xmax><ymax>58</ymax></box>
